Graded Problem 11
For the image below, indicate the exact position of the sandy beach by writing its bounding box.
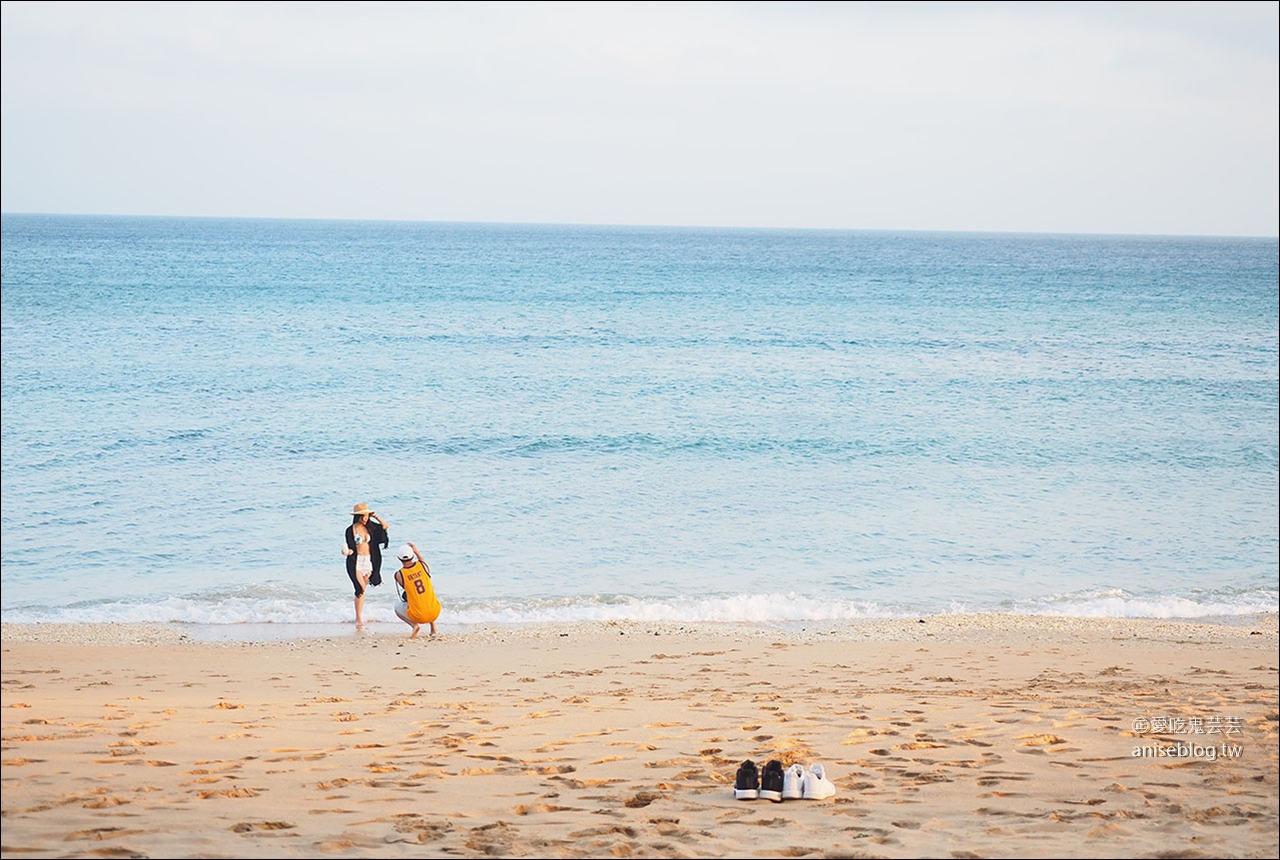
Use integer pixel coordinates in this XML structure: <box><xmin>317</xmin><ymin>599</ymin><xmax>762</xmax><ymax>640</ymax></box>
<box><xmin>2</xmin><ymin>614</ymin><xmax>1276</xmax><ymax>859</ymax></box>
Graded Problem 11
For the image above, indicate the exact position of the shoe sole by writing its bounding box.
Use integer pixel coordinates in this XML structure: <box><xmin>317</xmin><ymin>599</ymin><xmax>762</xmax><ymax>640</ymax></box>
<box><xmin>759</xmin><ymin>789</ymin><xmax>782</xmax><ymax>802</ymax></box>
<box><xmin>734</xmin><ymin>789</ymin><xmax>759</xmax><ymax>800</ymax></box>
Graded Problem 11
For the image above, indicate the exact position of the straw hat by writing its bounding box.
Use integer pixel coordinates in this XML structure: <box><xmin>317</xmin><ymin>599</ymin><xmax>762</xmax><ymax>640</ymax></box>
<box><xmin>350</xmin><ymin>503</ymin><xmax>375</xmax><ymax>517</ymax></box>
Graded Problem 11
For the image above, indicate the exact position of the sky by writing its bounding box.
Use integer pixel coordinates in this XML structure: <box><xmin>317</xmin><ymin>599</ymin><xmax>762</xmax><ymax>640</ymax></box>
<box><xmin>2</xmin><ymin>1</ymin><xmax>1277</xmax><ymax>237</ymax></box>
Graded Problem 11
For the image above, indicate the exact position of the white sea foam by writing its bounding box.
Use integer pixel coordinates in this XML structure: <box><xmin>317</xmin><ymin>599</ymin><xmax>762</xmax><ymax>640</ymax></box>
<box><xmin>2</xmin><ymin>587</ymin><xmax>1273</xmax><ymax>628</ymax></box>
<box><xmin>1013</xmin><ymin>589</ymin><xmax>1279</xmax><ymax>619</ymax></box>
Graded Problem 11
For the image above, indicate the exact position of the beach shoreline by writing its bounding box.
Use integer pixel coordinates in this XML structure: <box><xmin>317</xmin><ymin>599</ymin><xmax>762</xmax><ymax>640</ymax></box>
<box><xmin>3</xmin><ymin>615</ymin><xmax>1277</xmax><ymax>858</ymax></box>
<box><xmin>3</xmin><ymin>610</ymin><xmax>1277</xmax><ymax>646</ymax></box>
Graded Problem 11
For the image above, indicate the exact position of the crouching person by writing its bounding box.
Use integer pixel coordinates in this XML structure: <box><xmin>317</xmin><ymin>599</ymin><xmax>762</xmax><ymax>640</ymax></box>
<box><xmin>394</xmin><ymin>542</ymin><xmax>442</xmax><ymax>638</ymax></box>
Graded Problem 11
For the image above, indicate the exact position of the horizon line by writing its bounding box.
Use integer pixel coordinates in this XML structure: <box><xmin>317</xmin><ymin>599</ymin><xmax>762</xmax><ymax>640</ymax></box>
<box><xmin>4</xmin><ymin>210</ymin><xmax>1277</xmax><ymax>242</ymax></box>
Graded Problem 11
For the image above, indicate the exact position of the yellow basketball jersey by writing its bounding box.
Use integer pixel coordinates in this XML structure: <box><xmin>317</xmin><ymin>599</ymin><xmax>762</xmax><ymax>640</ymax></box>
<box><xmin>400</xmin><ymin>561</ymin><xmax>441</xmax><ymax>624</ymax></box>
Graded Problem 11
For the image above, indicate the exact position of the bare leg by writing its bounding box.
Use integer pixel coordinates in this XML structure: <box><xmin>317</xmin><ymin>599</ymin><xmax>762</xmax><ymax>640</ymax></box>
<box><xmin>428</xmin><ymin>622</ymin><xmax>438</xmax><ymax>637</ymax></box>
<box><xmin>395</xmin><ymin>602</ymin><xmax>420</xmax><ymax>638</ymax></box>
<box><xmin>354</xmin><ymin>574</ymin><xmax>369</xmax><ymax>628</ymax></box>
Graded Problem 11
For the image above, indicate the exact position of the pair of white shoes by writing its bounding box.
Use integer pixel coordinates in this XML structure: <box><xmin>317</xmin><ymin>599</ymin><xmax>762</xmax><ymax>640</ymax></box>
<box><xmin>781</xmin><ymin>762</ymin><xmax>836</xmax><ymax>800</ymax></box>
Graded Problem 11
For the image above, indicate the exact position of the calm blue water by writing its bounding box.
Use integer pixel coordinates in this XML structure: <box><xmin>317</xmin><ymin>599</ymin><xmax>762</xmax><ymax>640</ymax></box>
<box><xmin>2</xmin><ymin>214</ymin><xmax>1276</xmax><ymax>629</ymax></box>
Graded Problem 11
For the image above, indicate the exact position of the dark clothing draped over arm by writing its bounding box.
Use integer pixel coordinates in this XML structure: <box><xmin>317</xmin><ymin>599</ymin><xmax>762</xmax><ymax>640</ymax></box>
<box><xmin>344</xmin><ymin>525</ymin><xmax>362</xmax><ymax>594</ymax></box>
<box><xmin>368</xmin><ymin>519</ymin><xmax>388</xmax><ymax>586</ymax></box>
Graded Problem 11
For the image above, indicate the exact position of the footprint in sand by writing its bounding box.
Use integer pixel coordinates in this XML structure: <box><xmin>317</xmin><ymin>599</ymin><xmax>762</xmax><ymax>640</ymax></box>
<box><xmin>389</xmin><ymin>814</ymin><xmax>455</xmax><ymax>843</ymax></box>
<box><xmin>464</xmin><ymin>821</ymin><xmax>519</xmax><ymax>855</ymax></box>
<box><xmin>63</xmin><ymin>826</ymin><xmax>147</xmax><ymax>842</ymax></box>
<box><xmin>196</xmin><ymin>787</ymin><xmax>260</xmax><ymax>798</ymax></box>
<box><xmin>514</xmin><ymin>802</ymin><xmax>576</xmax><ymax>814</ymax></box>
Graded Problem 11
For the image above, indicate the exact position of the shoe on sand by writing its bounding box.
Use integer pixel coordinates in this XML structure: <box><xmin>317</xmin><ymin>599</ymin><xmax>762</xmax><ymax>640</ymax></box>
<box><xmin>782</xmin><ymin>763</ymin><xmax>805</xmax><ymax>800</ymax></box>
<box><xmin>733</xmin><ymin>760</ymin><xmax>760</xmax><ymax>800</ymax></box>
<box><xmin>759</xmin><ymin>759</ymin><xmax>785</xmax><ymax>802</ymax></box>
<box><xmin>803</xmin><ymin>762</ymin><xmax>837</xmax><ymax>799</ymax></box>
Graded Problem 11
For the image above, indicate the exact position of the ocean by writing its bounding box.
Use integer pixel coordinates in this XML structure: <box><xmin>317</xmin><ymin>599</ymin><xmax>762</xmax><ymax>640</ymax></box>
<box><xmin>1</xmin><ymin>214</ymin><xmax>1276</xmax><ymax>633</ymax></box>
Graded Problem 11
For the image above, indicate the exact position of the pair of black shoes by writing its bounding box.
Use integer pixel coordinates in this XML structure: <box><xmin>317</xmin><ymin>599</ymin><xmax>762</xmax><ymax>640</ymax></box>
<box><xmin>733</xmin><ymin>758</ymin><xmax>784</xmax><ymax>801</ymax></box>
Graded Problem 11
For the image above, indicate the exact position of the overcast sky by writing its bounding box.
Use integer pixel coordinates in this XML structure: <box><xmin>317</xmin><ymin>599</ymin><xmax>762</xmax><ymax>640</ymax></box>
<box><xmin>2</xmin><ymin>2</ymin><xmax>1276</xmax><ymax>236</ymax></box>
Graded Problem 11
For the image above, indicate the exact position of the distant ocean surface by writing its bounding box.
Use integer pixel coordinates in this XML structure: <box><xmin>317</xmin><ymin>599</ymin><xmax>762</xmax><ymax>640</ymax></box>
<box><xmin>2</xmin><ymin>214</ymin><xmax>1276</xmax><ymax>632</ymax></box>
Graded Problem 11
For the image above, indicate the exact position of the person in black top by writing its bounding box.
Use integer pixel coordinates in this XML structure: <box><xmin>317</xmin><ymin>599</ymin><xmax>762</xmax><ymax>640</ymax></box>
<box><xmin>341</xmin><ymin>502</ymin><xmax>388</xmax><ymax>627</ymax></box>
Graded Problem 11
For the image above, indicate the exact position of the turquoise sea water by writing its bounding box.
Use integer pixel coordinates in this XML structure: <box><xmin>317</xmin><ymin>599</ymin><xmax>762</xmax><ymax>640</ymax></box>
<box><xmin>2</xmin><ymin>215</ymin><xmax>1276</xmax><ymax>630</ymax></box>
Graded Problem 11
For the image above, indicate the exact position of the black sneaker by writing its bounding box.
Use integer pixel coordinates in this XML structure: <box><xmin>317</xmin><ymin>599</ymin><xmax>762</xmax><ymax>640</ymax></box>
<box><xmin>733</xmin><ymin>759</ymin><xmax>760</xmax><ymax>800</ymax></box>
<box><xmin>759</xmin><ymin>759</ymin><xmax>785</xmax><ymax>802</ymax></box>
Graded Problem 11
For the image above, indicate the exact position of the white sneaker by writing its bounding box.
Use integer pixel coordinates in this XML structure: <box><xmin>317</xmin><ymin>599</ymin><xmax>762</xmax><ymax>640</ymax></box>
<box><xmin>802</xmin><ymin>762</ymin><xmax>836</xmax><ymax>799</ymax></box>
<box><xmin>782</xmin><ymin>763</ymin><xmax>805</xmax><ymax>800</ymax></box>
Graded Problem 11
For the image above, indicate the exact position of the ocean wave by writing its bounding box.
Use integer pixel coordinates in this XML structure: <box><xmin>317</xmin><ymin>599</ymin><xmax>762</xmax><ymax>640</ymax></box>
<box><xmin>3</xmin><ymin>587</ymin><xmax>1274</xmax><ymax>627</ymax></box>
<box><xmin>1007</xmin><ymin>588</ymin><xmax>1279</xmax><ymax>619</ymax></box>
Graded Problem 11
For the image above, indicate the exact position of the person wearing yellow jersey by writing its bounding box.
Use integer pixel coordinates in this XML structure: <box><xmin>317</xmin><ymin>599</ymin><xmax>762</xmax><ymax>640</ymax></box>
<box><xmin>394</xmin><ymin>542</ymin><xmax>441</xmax><ymax>638</ymax></box>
